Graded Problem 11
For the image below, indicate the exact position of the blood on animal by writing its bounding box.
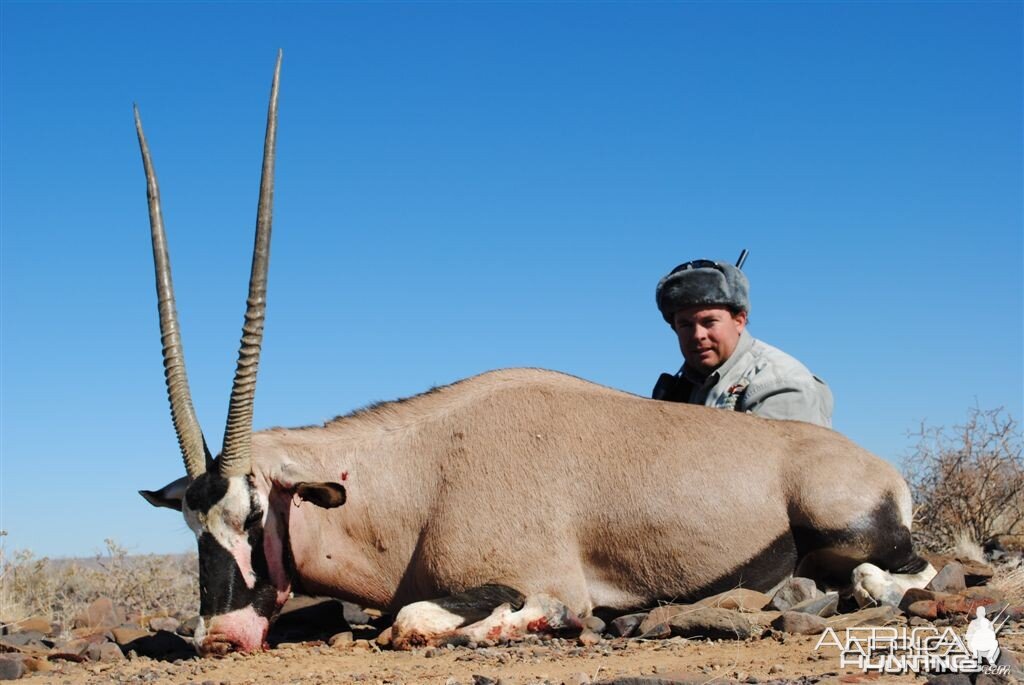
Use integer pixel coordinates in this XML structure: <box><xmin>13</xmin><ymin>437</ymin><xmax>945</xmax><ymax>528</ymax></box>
<box><xmin>526</xmin><ymin>617</ymin><xmax>550</xmax><ymax>633</ymax></box>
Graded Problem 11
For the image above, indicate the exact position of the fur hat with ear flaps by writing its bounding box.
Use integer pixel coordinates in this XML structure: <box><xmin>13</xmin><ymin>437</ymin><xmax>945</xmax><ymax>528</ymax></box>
<box><xmin>656</xmin><ymin>260</ymin><xmax>750</xmax><ymax>324</ymax></box>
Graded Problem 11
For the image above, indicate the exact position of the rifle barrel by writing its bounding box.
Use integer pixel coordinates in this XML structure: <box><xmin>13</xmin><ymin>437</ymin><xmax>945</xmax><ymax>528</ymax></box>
<box><xmin>735</xmin><ymin>249</ymin><xmax>749</xmax><ymax>270</ymax></box>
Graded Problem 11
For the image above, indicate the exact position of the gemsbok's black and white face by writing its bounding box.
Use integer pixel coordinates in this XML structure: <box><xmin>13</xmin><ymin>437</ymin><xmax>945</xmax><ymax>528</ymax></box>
<box><xmin>142</xmin><ymin>464</ymin><xmax>345</xmax><ymax>655</ymax></box>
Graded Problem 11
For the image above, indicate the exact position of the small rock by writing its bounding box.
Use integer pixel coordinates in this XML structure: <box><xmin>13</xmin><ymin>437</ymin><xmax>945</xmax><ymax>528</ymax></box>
<box><xmin>637</xmin><ymin>623</ymin><xmax>672</xmax><ymax>640</ymax></box>
<box><xmin>0</xmin><ymin>632</ymin><xmax>47</xmax><ymax>652</ymax></box>
<box><xmin>926</xmin><ymin>562</ymin><xmax>967</xmax><ymax>594</ymax></box>
<box><xmin>741</xmin><ymin>610</ymin><xmax>782</xmax><ymax>630</ymax></box>
<box><xmin>21</xmin><ymin>658</ymin><xmax>49</xmax><ymax>674</ymax></box>
<box><xmin>328</xmin><ymin>631</ymin><xmax>353</xmax><ymax>647</ymax></box>
<box><xmin>975</xmin><ymin>674</ymin><xmax>1015</xmax><ymax>685</ymax></box>
<box><xmin>88</xmin><ymin>642</ymin><xmax>125</xmax><ymax>663</ymax></box>
<box><xmin>958</xmin><ymin>559</ymin><xmax>995</xmax><ymax>585</ymax></box>
<box><xmin>375</xmin><ymin>626</ymin><xmax>393</xmax><ymax>647</ymax></box>
<box><xmin>582</xmin><ymin>615</ymin><xmax>606</xmax><ymax>634</ymax></box>
<box><xmin>771</xmin><ymin>611</ymin><xmax>827</xmax><ymax>635</ymax></box>
<box><xmin>177</xmin><ymin>615</ymin><xmax>200</xmax><ymax>637</ymax></box>
<box><xmin>609</xmin><ymin>612</ymin><xmax>647</xmax><ymax>638</ymax></box>
<box><xmin>74</xmin><ymin>597</ymin><xmax>124</xmax><ymax>630</ymax></box>
<box><xmin>577</xmin><ymin>630</ymin><xmax>601</xmax><ymax>646</ymax></box>
<box><xmin>994</xmin><ymin>649</ymin><xmax>1024</xmax><ymax>682</ymax></box>
<box><xmin>70</xmin><ymin>626</ymin><xmax>116</xmax><ymax>642</ymax></box>
<box><xmin>10</xmin><ymin>618</ymin><xmax>51</xmax><ymax>635</ymax></box>
<box><xmin>826</xmin><ymin>605</ymin><xmax>900</xmax><ymax>629</ymax></box>
<box><xmin>472</xmin><ymin>676</ymin><xmax>497</xmax><ymax>685</ymax></box>
<box><xmin>564</xmin><ymin>672</ymin><xmax>591</xmax><ymax>685</ymax></box>
<box><xmin>148</xmin><ymin>616</ymin><xmax>180</xmax><ymax>633</ymax></box>
<box><xmin>57</xmin><ymin>632</ymin><xmax>108</xmax><ymax>658</ymax></box>
<box><xmin>85</xmin><ymin>641</ymin><xmax>104</xmax><ymax>662</ymax></box>
<box><xmin>997</xmin><ymin>648</ymin><xmax>1021</xmax><ymax>668</ymax></box>
<box><xmin>112</xmin><ymin>627</ymin><xmax>150</xmax><ymax>646</ymax></box>
<box><xmin>906</xmin><ymin>600</ymin><xmax>940</xmax><ymax>621</ymax></box>
<box><xmin>934</xmin><ymin>595</ymin><xmax>1002</xmax><ymax>618</ymax></box>
<box><xmin>924</xmin><ymin>554</ymin><xmax>994</xmax><ymax>586</ymax></box>
<box><xmin>696</xmin><ymin>588</ymin><xmax>772</xmax><ymax>612</ymax></box>
<box><xmin>900</xmin><ymin>587</ymin><xmax>935</xmax><ymax>605</ymax></box>
<box><xmin>351</xmin><ymin>639</ymin><xmax>376</xmax><ymax>652</ymax></box>
<box><xmin>639</xmin><ymin>604</ymin><xmax>689</xmax><ymax>632</ymax></box>
<box><xmin>0</xmin><ymin>657</ymin><xmax>25</xmax><ymax>681</ymax></box>
<box><xmin>960</xmin><ymin>586</ymin><xmax>1005</xmax><ymax>603</ymax></box>
<box><xmin>641</xmin><ymin>607</ymin><xmax>758</xmax><ymax>640</ymax></box>
<box><xmin>769</xmin><ymin>577</ymin><xmax>822</xmax><ymax>612</ymax></box>
<box><xmin>899</xmin><ymin>587</ymin><xmax>958</xmax><ymax>613</ymax></box>
<box><xmin>788</xmin><ymin>592</ymin><xmax>839</xmax><ymax>617</ymax></box>
<box><xmin>340</xmin><ymin>601</ymin><xmax>373</xmax><ymax>626</ymax></box>
<box><xmin>924</xmin><ymin>674</ymin><xmax>972</xmax><ymax>685</ymax></box>
<box><xmin>768</xmin><ymin>664</ymin><xmax>784</xmax><ymax>674</ymax></box>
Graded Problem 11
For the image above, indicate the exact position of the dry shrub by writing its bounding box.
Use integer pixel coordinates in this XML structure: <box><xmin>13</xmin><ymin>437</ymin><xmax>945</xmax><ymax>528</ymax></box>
<box><xmin>0</xmin><ymin>537</ymin><xmax>198</xmax><ymax>635</ymax></box>
<box><xmin>991</xmin><ymin>564</ymin><xmax>1024</xmax><ymax>606</ymax></box>
<box><xmin>950</xmin><ymin>531</ymin><xmax>986</xmax><ymax>564</ymax></box>
<box><xmin>903</xmin><ymin>408</ymin><xmax>1024</xmax><ymax>554</ymax></box>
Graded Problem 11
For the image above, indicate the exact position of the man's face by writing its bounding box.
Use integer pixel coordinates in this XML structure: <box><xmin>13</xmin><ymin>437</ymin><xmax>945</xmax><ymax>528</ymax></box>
<box><xmin>672</xmin><ymin>306</ymin><xmax>748</xmax><ymax>375</ymax></box>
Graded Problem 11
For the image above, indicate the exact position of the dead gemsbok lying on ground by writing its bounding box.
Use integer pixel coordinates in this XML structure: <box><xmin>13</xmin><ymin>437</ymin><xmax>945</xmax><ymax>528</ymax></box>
<box><xmin>136</xmin><ymin>53</ymin><xmax>935</xmax><ymax>656</ymax></box>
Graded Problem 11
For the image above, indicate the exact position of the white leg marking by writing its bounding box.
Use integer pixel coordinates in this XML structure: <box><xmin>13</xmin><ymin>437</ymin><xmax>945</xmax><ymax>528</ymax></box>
<box><xmin>460</xmin><ymin>594</ymin><xmax>582</xmax><ymax>644</ymax></box>
<box><xmin>391</xmin><ymin>594</ymin><xmax>583</xmax><ymax>649</ymax></box>
<box><xmin>392</xmin><ymin>600</ymin><xmax>465</xmax><ymax>646</ymax></box>
<box><xmin>852</xmin><ymin>562</ymin><xmax>937</xmax><ymax>607</ymax></box>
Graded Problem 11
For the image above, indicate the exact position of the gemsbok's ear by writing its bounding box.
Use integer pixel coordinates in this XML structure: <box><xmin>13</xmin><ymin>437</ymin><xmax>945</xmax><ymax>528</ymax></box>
<box><xmin>294</xmin><ymin>482</ymin><xmax>347</xmax><ymax>509</ymax></box>
<box><xmin>139</xmin><ymin>474</ymin><xmax>189</xmax><ymax>511</ymax></box>
<box><xmin>270</xmin><ymin>462</ymin><xmax>347</xmax><ymax>508</ymax></box>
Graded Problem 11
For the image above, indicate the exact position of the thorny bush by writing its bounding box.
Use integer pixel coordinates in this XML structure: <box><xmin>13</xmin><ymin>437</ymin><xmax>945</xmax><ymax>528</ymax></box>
<box><xmin>0</xmin><ymin>537</ymin><xmax>198</xmax><ymax>636</ymax></box>
<box><xmin>904</xmin><ymin>407</ymin><xmax>1024</xmax><ymax>554</ymax></box>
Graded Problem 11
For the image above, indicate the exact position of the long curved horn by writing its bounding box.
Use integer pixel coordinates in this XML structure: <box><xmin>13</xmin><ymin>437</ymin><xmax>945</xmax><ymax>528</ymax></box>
<box><xmin>219</xmin><ymin>51</ymin><xmax>282</xmax><ymax>478</ymax></box>
<box><xmin>135</xmin><ymin>106</ymin><xmax>212</xmax><ymax>481</ymax></box>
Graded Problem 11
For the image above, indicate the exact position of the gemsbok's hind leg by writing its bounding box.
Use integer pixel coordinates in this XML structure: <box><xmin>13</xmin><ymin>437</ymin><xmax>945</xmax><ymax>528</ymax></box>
<box><xmin>851</xmin><ymin>561</ymin><xmax>936</xmax><ymax>607</ymax></box>
<box><xmin>390</xmin><ymin>585</ymin><xmax>582</xmax><ymax>650</ymax></box>
<box><xmin>849</xmin><ymin>503</ymin><xmax>936</xmax><ymax>607</ymax></box>
<box><xmin>795</xmin><ymin>492</ymin><xmax>936</xmax><ymax>607</ymax></box>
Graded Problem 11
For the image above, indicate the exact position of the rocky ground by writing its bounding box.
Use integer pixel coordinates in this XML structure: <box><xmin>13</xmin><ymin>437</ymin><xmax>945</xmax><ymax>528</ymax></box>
<box><xmin>2</xmin><ymin>556</ymin><xmax>1022</xmax><ymax>684</ymax></box>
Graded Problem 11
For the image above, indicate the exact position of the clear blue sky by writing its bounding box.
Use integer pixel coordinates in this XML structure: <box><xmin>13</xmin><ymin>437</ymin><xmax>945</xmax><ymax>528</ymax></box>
<box><xmin>2</xmin><ymin>2</ymin><xmax>1021</xmax><ymax>558</ymax></box>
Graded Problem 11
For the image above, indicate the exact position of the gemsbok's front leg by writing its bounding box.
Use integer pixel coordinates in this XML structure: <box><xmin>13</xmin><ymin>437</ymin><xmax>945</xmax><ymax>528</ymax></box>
<box><xmin>389</xmin><ymin>585</ymin><xmax>583</xmax><ymax>649</ymax></box>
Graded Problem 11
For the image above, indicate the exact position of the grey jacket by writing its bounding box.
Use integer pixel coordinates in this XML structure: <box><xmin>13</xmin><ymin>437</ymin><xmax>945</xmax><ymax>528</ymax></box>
<box><xmin>666</xmin><ymin>331</ymin><xmax>834</xmax><ymax>427</ymax></box>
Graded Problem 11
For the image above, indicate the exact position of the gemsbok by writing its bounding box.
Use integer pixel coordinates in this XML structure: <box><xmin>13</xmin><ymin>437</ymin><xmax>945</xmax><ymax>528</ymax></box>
<box><xmin>138</xmin><ymin>52</ymin><xmax>934</xmax><ymax>656</ymax></box>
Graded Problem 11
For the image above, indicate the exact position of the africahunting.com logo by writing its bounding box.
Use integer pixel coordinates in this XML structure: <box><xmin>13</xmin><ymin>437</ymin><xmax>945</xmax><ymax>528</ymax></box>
<box><xmin>815</xmin><ymin>606</ymin><xmax>1011</xmax><ymax>676</ymax></box>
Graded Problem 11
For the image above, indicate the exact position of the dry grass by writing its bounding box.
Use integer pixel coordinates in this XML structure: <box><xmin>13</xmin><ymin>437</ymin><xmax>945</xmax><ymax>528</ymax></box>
<box><xmin>951</xmin><ymin>532</ymin><xmax>986</xmax><ymax>563</ymax></box>
<box><xmin>0</xmin><ymin>537</ymin><xmax>198</xmax><ymax>636</ymax></box>
<box><xmin>991</xmin><ymin>563</ymin><xmax>1024</xmax><ymax>606</ymax></box>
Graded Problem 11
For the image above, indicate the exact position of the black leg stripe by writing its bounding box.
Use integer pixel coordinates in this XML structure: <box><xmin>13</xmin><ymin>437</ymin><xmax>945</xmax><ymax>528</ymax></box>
<box><xmin>430</xmin><ymin>584</ymin><xmax>526</xmax><ymax>628</ymax></box>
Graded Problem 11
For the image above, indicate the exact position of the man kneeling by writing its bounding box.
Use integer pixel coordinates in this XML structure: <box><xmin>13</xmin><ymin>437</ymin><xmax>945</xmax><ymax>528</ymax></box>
<box><xmin>653</xmin><ymin>258</ymin><xmax>833</xmax><ymax>427</ymax></box>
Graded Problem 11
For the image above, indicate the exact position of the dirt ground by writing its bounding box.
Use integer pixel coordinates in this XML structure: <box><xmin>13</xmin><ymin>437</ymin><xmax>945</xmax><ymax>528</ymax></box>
<box><xmin>22</xmin><ymin>629</ymin><xmax>1023</xmax><ymax>685</ymax></box>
